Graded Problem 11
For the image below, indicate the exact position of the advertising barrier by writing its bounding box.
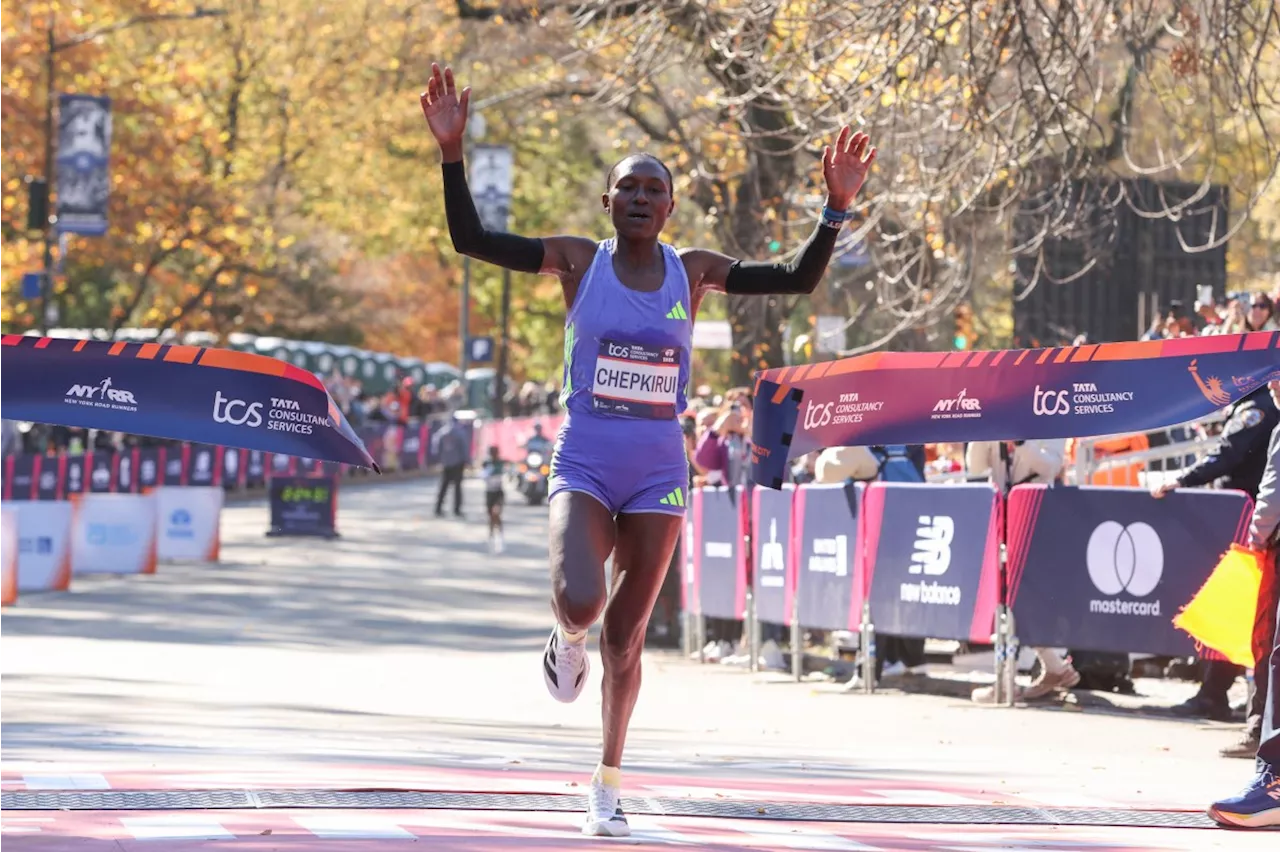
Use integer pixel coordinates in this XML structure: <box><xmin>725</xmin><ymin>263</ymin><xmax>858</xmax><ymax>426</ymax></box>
<box><xmin>13</xmin><ymin>500</ymin><xmax>74</xmax><ymax>592</ymax></box>
<box><xmin>64</xmin><ymin>453</ymin><xmax>86</xmax><ymax>497</ymax></box>
<box><xmin>689</xmin><ymin>486</ymin><xmax>746</xmax><ymax>619</ymax></box>
<box><xmin>267</xmin><ymin>474</ymin><xmax>339</xmax><ymax>539</ymax></box>
<box><xmin>4</xmin><ymin>453</ymin><xmax>39</xmax><ymax>500</ymax></box>
<box><xmin>137</xmin><ymin>447</ymin><xmax>163</xmax><ymax>492</ymax></box>
<box><xmin>185</xmin><ymin>444</ymin><xmax>222</xmax><ymax>487</ymax></box>
<box><xmin>2</xmin><ymin>506</ymin><xmax>17</xmax><ymax>605</ymax></box>
<box><xmin>155</xmin><ymin>486</ymin><xmax>224</xmax><ymax>562</ymax></box>
<box><xmin>751</xmin><ymin>484</ymin><xmax>793</xmax><ymax>627</ymax></box>
<box><xmin>861</xmin><ymin>482</ymin><xmax>1002</xmax><ymax>643</ymax></box>
<box><xmin>87</xmin><ymin>451</ymin><xmax>115</xmax><ymax>493</ymax></box>
<box><xmin>479</xmin><ymin>414</ymin><xmax>565</xmax><ymax>462</ymax></box>
<box><xmin>790</xmin><ymin>482</ymin><xmax>862</xmax><ymax>632</ymax></box>
<box><xmin>399</xmin><ymin>424</ymin><xmax>426</xmax><ymax>471</ymax></box>
<box><xmin>1006</xmin><ymin>485</ymin><xmax>1253</xmax><ymax>656</ymax></box>
<box><xmin>71</xmin><ymin>493</ymin><xmax>158</xmax><ymax>576</ymax></box>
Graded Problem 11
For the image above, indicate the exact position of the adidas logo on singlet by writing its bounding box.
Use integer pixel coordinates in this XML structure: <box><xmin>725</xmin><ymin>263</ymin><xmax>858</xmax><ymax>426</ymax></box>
<box><xmin>665</xmin><ymin>303</ymin><xmax>688</xmax><ymax>320</ymax></box>
<box><xmin>658</xmin><ymin>488</ymin><xmax>685</xmax><ymax>507</ymax></box>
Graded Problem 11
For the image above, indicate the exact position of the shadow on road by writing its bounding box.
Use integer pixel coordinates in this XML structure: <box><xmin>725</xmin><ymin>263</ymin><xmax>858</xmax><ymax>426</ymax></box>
<box><xmin>1</xmin><ymin>479</ymin><xmax>555</xmax><ymax>653</ymax></box>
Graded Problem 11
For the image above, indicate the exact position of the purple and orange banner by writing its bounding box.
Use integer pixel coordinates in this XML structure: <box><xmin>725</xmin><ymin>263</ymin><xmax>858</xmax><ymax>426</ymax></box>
<box><xmin>751</xmin><ymin>331</ymin><xmax>1280</xmax><ymax>489</ymax></box>
<box><xmin>1</xmin><ymin>335</ymin><xmax>378</xmax><ymax>471</ymax></box>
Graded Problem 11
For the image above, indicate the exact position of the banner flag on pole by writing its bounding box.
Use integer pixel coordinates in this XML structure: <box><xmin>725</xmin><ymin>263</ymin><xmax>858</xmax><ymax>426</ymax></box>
<box><xmin>1172</xmin><ymin>544</ymin><xmax>1264</xmax><ymax>667</ymax></box>
<box><xmin>55</xmin><ymin>94</ymin><xmax>112</xmax><ymax>237</ymax></box>
<box><xmin>750</xmin><ymin>331</ymin><xmax>1280</xmax><ymax>489</ymax></box>
<box><xmin>1</xmin><ymin>335</ymin><xmax>378</xmax><ymax>471</ymax></box>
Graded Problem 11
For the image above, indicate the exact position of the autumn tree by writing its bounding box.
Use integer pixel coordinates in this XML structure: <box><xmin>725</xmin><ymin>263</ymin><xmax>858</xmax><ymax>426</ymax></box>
<box><xmin>455</xmin><ymin>0</ymin><xmax>1279</xmax><ymax>380</ymax></box>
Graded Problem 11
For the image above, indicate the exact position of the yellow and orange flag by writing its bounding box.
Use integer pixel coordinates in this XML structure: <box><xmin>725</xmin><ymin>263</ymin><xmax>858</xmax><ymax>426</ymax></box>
<box><xmin>1173</xmin><ymin>544</ymin><xmax>1263</xmax><ymax>667</ymax></box>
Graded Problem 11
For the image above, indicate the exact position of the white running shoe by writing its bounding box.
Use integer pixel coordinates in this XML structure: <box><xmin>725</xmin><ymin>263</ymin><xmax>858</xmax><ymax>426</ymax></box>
<box><xmin>582</xmin><ymin>778</ymin><xmax>630</xmax><ymax>837</ymax></box>
<box><xmin>542</xmin><ymin>626</ymin><xmax>589</xmax><ymax>703</ymax></box>
<box><xmin>494</xmin><ymin>533</ymin><xmax>504</xmax><ymax>554</ymax></box>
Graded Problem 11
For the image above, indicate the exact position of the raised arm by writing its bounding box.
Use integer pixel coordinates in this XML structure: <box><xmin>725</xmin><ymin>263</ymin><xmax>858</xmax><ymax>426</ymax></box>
<box><xmin>421</xmin><ymin>64</ymin><xmax>594</xmax><ymax>287</ymax></box>
<box><xmin>682</xmin><ymin>127</ymin><xmax>876</xmax><ymax>302</ymax></box>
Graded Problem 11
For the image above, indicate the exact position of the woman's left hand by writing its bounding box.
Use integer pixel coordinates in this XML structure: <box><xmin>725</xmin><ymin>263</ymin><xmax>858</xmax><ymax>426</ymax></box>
<box><xmin>822</xmin><ymin>126</ymin><xmax>877</xmax><ymax>210</ymax></box>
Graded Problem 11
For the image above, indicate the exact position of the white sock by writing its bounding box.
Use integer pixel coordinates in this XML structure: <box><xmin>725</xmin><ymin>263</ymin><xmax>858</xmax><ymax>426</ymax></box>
<box><xmin>593</xmin><ymin>763</ymin><xmax>622</xmax><ymax>789</ymax></box>
<box><xmin>560</xmin><ymin>625</ymin><xmax>587</xmax><ymax>645</ymax></box>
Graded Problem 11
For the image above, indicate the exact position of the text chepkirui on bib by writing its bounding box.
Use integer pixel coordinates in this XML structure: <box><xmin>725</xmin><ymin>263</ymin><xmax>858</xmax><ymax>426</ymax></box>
<box><xmin>592</xmin><ymin>339</ymin><xmax>680</xmax><ymax>420</ymax></box>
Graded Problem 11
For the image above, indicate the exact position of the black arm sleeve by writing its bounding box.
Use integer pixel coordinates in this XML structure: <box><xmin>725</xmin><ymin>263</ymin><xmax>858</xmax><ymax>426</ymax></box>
<box><xmin>723</xmin><ymin>221</ymin><xmax>840</xmax><ymax>296</ymax></box>
<box><xmin>442</xmin><ymin>160</ymin><xmax>545</xmax><ymax>274</ymax></box>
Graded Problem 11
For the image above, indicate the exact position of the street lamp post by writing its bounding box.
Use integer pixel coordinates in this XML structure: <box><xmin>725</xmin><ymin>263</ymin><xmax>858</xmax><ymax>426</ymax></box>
<box><xmin>33</xmin><ymin>7</ymin><xmax>225</xmax><ymax>334</ymax></box>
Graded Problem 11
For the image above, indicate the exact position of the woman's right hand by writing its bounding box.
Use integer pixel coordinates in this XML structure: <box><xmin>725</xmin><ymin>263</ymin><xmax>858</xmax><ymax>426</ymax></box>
<box><xmin>420</xmin><ymin>63</ymin><xmax>471</xmax><ymax>155</ymax></box>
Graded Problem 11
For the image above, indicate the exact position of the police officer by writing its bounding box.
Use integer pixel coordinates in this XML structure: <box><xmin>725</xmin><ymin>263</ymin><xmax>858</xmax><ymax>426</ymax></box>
<box><xmin>1152</xmin><ymin>383</ymin><xmax>1280</xmax><ymax>748</ymax></box>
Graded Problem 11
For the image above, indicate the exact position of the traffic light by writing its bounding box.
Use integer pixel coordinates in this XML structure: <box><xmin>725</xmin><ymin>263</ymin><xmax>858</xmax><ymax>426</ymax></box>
<box><xmin>768</xmin><ymin>239</ymin><xmax>781</xmax><ymax>253</ymax></box>
<box><xmin>25</xmin><ymin>176</ymin><xmax>48</xmax><ymax>233</ymax></box>
<box><xmin>953</xmin><ymin>304</ymin><xmax>976</xmax><ymax>350</ymax></box>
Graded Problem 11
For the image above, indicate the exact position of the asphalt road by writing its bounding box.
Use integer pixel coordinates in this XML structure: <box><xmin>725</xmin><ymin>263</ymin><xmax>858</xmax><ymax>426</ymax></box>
<box><xmin>2</xmin><ymin>476</ymin><xmax>1274</xmax><ymax>849</ymax></box>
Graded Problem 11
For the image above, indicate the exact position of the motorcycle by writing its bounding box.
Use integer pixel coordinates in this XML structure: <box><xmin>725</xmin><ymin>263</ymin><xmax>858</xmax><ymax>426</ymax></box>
<box><xmin>517</xmin><ymin>449</ymin><xmax>550</xmax><ymax>506</ymax></box>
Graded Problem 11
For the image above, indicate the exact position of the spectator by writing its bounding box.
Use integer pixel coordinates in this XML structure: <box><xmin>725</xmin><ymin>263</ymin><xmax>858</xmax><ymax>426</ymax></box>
<box><xmin>966</xmin><ymin>438</ymin><xmax>1080</xmax><ymax>703</ymax></box>
<box><xmin>432</xmin><ymin>415</ymin><xmax>469</xmax><ymax>518</ymax></box>
<box><xmin>1154</xmin><ymin>382</ymin><xmax>1280</xmax><ymax>753</ymax></box>
<box><xmin>1247</xmin><ymin>293</ymin><xmax>1278</xmax><ymax>332</ymax></box>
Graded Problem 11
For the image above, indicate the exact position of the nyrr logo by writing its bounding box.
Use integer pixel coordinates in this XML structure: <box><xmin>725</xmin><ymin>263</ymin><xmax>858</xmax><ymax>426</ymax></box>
<box><xmin>930</xmin><ymin>389</ymin><xmax>981</xmax><ymax>420</ymax></box>
<box><xmin>65</xmin><ymin>377</ymin><xmax>139</xmax><ymax>412</ymax></box>
<box><xmin>1032</xmin><ymin>385</ymin><xmax>1070</xmax><ymax>416</ymax></box>
<box><xmin>802</xmin><ymin>400</ymin><xmax>833</xmax><ymax>430</ymax></box>
<box><xmin>909</xmin><ymin>515</ymin><xmax>953</xmax><ymax>575</ymax></box>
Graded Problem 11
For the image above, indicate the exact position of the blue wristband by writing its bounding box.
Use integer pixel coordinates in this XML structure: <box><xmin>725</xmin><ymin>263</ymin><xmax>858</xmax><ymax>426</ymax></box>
<box><xmin>820</xmin><ymin>206</ymin><xmax>848</xmax><ymax>229</ymax></box>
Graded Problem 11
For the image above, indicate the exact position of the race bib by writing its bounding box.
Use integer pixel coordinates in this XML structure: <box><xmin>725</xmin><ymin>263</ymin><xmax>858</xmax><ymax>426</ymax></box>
<box><xmin>485</xmin><ymin>473</ymin><xmax>504</xmax><ymax>490</ymax></box>
<box><xmin>592</xmin><ymin>339</ymin><xmax>680</xmax><ymax>420</ymax></box>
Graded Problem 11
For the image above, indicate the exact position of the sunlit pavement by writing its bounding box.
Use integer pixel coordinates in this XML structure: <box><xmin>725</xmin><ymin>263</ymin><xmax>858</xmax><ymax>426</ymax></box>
<box><xmin>3</xmin><ymin>476</ymin><xmax>1276</xmax><ymax>849</ymax></box>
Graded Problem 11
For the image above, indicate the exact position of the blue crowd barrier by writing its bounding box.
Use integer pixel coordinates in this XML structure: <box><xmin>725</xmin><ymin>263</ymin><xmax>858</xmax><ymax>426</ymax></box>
<box><xmin>685</xmin><ymin>480</ymin><xmax>1254</xmax><ymax>692</ymax></box>
<box><xmin>1006</xmin><ymin>484</ymin><xmax>1253</xmax><ymax>656</ymax></box>
<box><xmin>862</xmin><ymin>482</ymin><xmax>1002</xmax><ymax>644</ymax></box>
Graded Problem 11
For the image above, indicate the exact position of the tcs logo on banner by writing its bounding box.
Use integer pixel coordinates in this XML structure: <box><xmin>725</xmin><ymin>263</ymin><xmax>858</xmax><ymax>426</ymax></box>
<box><xmin>213</xmin><ymin>391</ymin><xmax>263</xmax><ymax>428</ymax></box>
<box><xmin>803</xmin><ymin>400</ymin><xmax>833</xmax><ymax>430</ymax></box>
<box><xmin>1032</xmin><ymin>385</ymin><xmax>1070</xmax><ymax>416</ymax></box>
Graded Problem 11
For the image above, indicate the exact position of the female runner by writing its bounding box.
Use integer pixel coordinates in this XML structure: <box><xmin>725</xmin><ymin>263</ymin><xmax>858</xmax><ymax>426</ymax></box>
<box><xmin>422</xmin><ymin>62</ymin><xmax>876</xmax><ymax>837</ymax></box>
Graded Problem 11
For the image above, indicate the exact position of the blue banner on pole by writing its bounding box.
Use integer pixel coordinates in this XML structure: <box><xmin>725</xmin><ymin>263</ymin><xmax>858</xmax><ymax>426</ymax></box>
<box><xmin>21</xmin><ymin>272</ymin><xmax>43</xmax><ymax>300</ymax></box>
<box><xmin>862</xmin><ymin>482</ymin><xmax>1001</xmax><ymax>643</ymax></box>
<box><xmin>751</xmin><ymin>484</ymin><xmax>793</xmax><ymax>626</ymax></box>
<box><xmin>468</xmin><ymin>336</ymin><xmax>494</xmax><ymax>365</ymax></box>
<box><xmin>792</xmin><ymin>483</ymin><xmax>861</xmax><ymax>632</ymax></box>
<box><xmin>691</xmin><ymin>486</ymin><xmax>744</xmax><ymax>620</ymax></box>
<box><xmin>1007</xmin><ymin>485</ymin><xmax>1253</xmax><ymax>656</ymax></box>
<box><xmin>56</xmin><ymin>94</ymin><xmax>112</xmax><ymax>237</ymax></box>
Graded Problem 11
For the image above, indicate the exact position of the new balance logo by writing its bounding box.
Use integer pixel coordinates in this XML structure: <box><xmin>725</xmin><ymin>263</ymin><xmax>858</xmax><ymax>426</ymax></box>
<box><xmin>909</xmin><ymin>515</ymin><xmax>954</xmax><ymax>575</ymax></box>
<box><xmin>665</xmin><ymin>303</ymin><xmax>689</xmax><ymax>320</ymax></box>
<box><xmin>658</xmin><ymin>488</ymin><xmax>685</xmax><ymax>507</ymax></box>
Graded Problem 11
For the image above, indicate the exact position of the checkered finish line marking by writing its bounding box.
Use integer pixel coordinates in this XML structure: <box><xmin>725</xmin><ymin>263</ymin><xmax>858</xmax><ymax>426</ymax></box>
<box><xmin>0</xmin><ymin>788</ymin><xmax>1216</xmax><ymax>829</ymax></box>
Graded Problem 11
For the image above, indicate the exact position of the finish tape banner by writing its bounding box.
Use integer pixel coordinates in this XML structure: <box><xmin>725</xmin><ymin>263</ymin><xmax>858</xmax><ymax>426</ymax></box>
<box><xmin>2</xmin><ymin>336</ymin><xmax>378</xmax><ymax>471</ymax></box>
<box><xmin>751</xmin><ymin>332</ymin><xmax>1280</xmax><ymax>489</ymax></box>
